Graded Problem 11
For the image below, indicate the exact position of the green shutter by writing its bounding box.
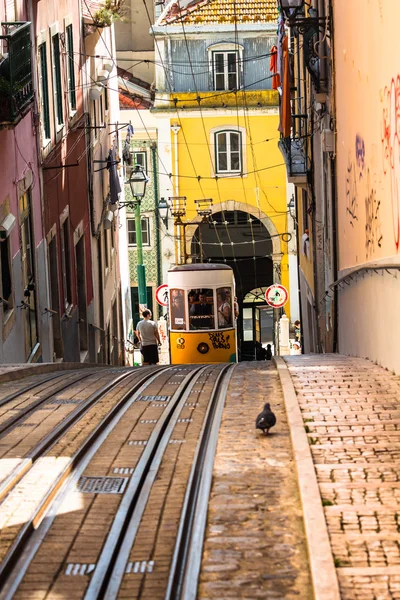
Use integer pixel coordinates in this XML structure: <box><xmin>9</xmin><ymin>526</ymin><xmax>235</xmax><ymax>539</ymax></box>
<box><xmin>39</xmin><ymin>44</ymin><xmax>51</xmax><ymax>139</ymax></box>
<box><xmin>66</xmin><ymin>25</ymin><xmax>76</xmax><ymax>111</ymax></box>
<box><xmin>52</xmin><ymin>34</ymin><xmax>63</xmax><ymax>126</ymax></box>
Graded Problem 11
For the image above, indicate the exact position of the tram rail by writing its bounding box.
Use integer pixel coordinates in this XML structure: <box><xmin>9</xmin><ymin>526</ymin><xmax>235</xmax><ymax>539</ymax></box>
<box><xmin>0</xmin><ymin>366</ymin><xmax>168</xmax><ymax>589</ymax></box>
<box><xmin>0</xmin><ymin>363</ymin><xmax>235</xmax><ymax>600</ymax></box>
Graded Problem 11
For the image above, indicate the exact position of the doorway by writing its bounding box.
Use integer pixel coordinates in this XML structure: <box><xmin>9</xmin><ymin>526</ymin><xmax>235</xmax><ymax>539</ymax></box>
<box><xmin>75</xmin><ymin>236</ymin><xmax>88</xmax><ymax>359</ymax></box>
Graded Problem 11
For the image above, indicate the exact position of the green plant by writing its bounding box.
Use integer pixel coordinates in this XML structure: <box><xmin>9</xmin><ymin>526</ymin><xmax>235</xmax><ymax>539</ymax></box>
<box><xmin>322</xmin><ymin>498</ymin><xmax>334</xmax><ymax>506</ymax></box>
<box><xmin>304</xmin><ymin>418</ymin><xmax>314</xmax><ymax>423</ymax></box>
<box><xmin>309</xmin><ymin>436</ymin><xmax>317</xmax><ymax>445</ymax></box>
<box><xmin>304</xmin><ymin>425</ymin><xmax>310</xmax><ymax>433</ymax></box>
<box><xmin>93</xmin><ymin>0</ymin><xmax>126</xmax><ymax>27</ymax></box>
<box><xmin>334</xmin><ymin>557</ymin><xmax>342</xmax><ymax>567</ymax></box>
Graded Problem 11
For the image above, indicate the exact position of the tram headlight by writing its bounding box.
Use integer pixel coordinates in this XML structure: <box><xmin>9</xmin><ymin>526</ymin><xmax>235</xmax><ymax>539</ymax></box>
<box><xmin>197</xmin><ymin>342</ymin><xmax>210</xmax><ymax>355</ymax></box>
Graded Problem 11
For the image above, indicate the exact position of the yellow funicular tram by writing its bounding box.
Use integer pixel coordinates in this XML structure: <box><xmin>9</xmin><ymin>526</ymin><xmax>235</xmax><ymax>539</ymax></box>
<box><xmin>168</xmin><ymin>263</ymin><xmax>237</xmax><ymax>364</ymax></box>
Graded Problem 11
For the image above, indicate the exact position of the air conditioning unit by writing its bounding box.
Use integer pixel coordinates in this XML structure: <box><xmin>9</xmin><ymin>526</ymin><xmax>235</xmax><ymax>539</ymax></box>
<box><xmin>322</xmin><ymin>129</ymin><xmax>334</xmax><ymax>153</ymax></box>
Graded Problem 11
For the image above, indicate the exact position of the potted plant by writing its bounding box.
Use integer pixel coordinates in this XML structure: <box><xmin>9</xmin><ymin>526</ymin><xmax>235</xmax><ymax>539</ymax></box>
<box><xmin>93</xmin><ymin>0</ymin><xmax>126</xmax><ymax>27</ymax></box>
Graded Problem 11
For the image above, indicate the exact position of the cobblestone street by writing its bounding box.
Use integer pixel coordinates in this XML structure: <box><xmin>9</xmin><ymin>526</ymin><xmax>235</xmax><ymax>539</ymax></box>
<box><xmin>199</xmin><ymin>362</ymin><xmax>313</xmax><ymax>600</ymax></box>
<box><xmin>285</xmin><ymin>354</ymin><xmax>400</xmax><ymax>600</ymax></box>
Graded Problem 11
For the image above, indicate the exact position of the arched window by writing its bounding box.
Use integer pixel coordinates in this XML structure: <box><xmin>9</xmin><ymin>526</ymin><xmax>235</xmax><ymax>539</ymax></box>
<box><xmin>215</xmin><ymin>130</ymin><xmax>242</xmax><ymax>174</ymax></box>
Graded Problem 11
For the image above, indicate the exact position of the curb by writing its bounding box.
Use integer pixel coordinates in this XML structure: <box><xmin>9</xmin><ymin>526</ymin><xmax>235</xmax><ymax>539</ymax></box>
<box><xmin>273</xmin><ymin>356</ymin><xmax>341</xmax><ymax>600</ymax></box>
<box><xmin>0</xmin><ymin>362</ymin><xmax>112</xmax><ymax>384</ymax></box>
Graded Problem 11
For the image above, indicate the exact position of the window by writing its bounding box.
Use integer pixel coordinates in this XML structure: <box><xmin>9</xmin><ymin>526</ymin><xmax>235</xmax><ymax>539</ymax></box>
<box><xmin>0</xmin><ymin>238</ymin><xmax>13</xmax><ymax>311</ymax></box>
<box><xmin>132</xmin><ymin>151</ymin><xmax>147</xmax><ymax>173</ymax></box>
<box><xmin>92</xmin><ymin>100</ymin><xmax>98</xmax><ymax>140</ymax></box>
<box><xmin>127</xmin><ymin>217</ymin><xmax>150</xmax><ymax>246</ymax></box>
<box><xmin>60</xmin><ymin>219</ymin><xmax>72</xmax><ymax>308</ymax></box>
<box><xmin>213</xmin><ymin>51</ymin><xmax>238</xmax><ymax>91</ymax></box>
<box><xmin>215</xmin><ymin>130</ymin><xmax>241</xmax><ymax>173</ymax></box>
<box><xmin>217</xmin><ymin>287</ymin><xmax>233</xmax><ymax>329</ymax></box>
<box><xmin>170</xmin><ymin>289</ymin><xmax>186</xmax><ymax>330</ymax></box>
<box><xmin>66</xmin><ymin>25</ymin><xmax>76</xmax><ymax>112</ymax></box>
<box><xmin>38</xmin><ymin>43</ymin><xmax>51</xmax><ymax>141</ymax></box>
<box><xmin>52</xmin><ymin>33</ymin><xmax>63</xmax><ymax>127</ymax></box>
<box><xmin>189</xmin><ymin>288</ymin><xmax>214</xmax><ymax>331</ymax></box>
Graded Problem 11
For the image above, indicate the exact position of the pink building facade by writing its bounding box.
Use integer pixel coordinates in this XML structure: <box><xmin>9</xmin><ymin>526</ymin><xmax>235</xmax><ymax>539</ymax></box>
<box><xmin>334</xmin><ymin>0</ymin><xmax>400</xmax><ymax>373</ymax></box>
<box><xmin>0</xmin><ymin>3</ymin><xmax>50</xmax><ymax>361</ymax></box>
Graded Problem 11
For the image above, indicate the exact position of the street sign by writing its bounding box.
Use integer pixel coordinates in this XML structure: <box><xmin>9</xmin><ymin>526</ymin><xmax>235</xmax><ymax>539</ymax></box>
<box><xmin>265</xmin><ymin>284</ymin><xmax>288</xmax><ymax>308</ymax></box>
<box><xmin>155</xmin><ymin>284</ymin><xmax>169</xmax><ymax>307</ymax></box>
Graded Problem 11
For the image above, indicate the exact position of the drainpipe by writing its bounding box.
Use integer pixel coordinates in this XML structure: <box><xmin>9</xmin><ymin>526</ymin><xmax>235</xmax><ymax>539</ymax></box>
<box><xmin>152</xmin><ymin>143</ymin><xmax>162</xmax><ymax>318</ymax></box>
<box><xmin>171</xmin><ymin>123</ymin><xmax>182</xmax><ymax>264</ymax></box>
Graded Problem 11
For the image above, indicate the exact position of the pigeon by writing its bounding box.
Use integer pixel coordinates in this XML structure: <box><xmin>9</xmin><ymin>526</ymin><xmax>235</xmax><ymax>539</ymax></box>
<box><xmin>256</xmin><ymin>403</ymin><xmax>276</xmax><ymax>435</ymax></box>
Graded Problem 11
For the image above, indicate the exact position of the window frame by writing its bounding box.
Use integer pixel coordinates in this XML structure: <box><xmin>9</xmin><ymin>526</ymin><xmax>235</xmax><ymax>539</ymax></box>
<box><xmin>214</xmin><ymin>130</ymin><xmax>242</xmax><ymax>174</ymax></box>
<box><xmin>60</xmin><ymin>218</ymin><xmax>72</xmax><ymax>310</ymax></box>
<box><xmin>131</xmin><ymin>151</ymin><xmax>147</xmax><ymax>173</ymax></box>
<box><xmin>127</xmin><ymin>217</ymin><xmax>151</xmax><ymax>247</ymax></box>
<box><xmin>52</xmin><ymin>32</ymin><xmax>64</xmax><ymax>130</ymax></box>
<box><xmin>66</xmin><ymin>24</ymin><xmax>76</xmax><ymax>114</ymax></box>
<box><xmin>212</xmin><ymin>50</ymin><xmax>239</xmax><ymax>91</ymax></box>
<box><xmin>38</xmin><ymin>42</ymin><xmax>51</xmax><ymax>143</ymax></box>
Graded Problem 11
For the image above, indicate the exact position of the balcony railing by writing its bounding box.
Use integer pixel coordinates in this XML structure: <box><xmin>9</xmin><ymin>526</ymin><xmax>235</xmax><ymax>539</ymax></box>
<box><xmin>0</xmin><ymin>22</ymin><xmax>33</xmax><ymax>124</ymax></box>
<box><xmin>278</xmin><ymin>136</ymin><xmax>308</xmax><ymax>184</ymax></box>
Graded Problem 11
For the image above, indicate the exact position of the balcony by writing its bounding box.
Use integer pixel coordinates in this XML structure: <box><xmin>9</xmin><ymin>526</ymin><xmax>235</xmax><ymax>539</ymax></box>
<box><xmin>0</xmin><ymin>22</ymin><xmax>33</xmax><ymax>125</ymax></box>
<box><xmin>278</xmin><ymin>136</ymin><xmax>308</xmax><ymax>185</ymax></box>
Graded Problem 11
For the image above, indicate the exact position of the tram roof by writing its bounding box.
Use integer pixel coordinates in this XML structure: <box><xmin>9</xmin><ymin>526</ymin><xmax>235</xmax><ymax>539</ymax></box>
<box><xmin>168</xmin><ymin>263</ymin><xmax>233</xmax><ymax>272</ymax></box>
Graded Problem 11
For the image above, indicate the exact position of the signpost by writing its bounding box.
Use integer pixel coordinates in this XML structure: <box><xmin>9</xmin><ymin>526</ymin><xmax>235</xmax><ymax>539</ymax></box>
<box><xmin>155</xmin><ymin>284</ymin><xmax>169</xmax><ymax>307</ymax></box>
<box><xmin>265</xmin><ymin>284</ymin><xmax>289</xmax><ymax>308</ymax></box>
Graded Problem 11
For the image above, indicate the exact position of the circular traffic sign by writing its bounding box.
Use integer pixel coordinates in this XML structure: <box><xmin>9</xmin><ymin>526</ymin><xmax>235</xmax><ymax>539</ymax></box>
<box><xmin>265</xmin><ymin>284</ymin><xmax>288</xmax><ymax>308</ymax></box>
<box><xmin>155</xmin><ymin>284</ymin><xmax>169</xmax><ymax>307</ymax></box>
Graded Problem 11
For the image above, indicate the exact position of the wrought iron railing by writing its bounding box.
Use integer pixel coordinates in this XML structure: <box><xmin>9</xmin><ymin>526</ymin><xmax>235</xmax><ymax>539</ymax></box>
<box><xmin>0</xmin><ymin>22</ymin><xmax>33</xmax><ymax>124</ymax></box>
<box><xmin>278</xmin><ymin>136</ymin><xmax>308</xmax><ymax>183</ymax></box>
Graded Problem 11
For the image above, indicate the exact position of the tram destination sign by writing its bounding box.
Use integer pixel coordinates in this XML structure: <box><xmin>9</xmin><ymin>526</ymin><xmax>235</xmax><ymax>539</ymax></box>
<box><xmin>265</xmin><ymin>284</ymin><xmax>289</xmax><ymax>308</ymax></box>
<box><xmin>155</xmin><ymin>284</ymin><xmax>169</xmax><ymax>307</ymax></box>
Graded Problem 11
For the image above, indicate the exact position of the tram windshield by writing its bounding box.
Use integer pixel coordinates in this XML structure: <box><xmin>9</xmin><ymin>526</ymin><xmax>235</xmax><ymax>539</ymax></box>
<box><xmin>217</xmin><ymin>287</ymin><xmax>233</xmax><ymax>329</ymax></box>
<box><xmin>170</xmin><ymin>289</ymin><xmax>186</xmax><ymax>330</ymax></box>
<box><xmin>188</xmin><ymin>288</ymin><xmax>214</xmax><ymax>330</ymax></box>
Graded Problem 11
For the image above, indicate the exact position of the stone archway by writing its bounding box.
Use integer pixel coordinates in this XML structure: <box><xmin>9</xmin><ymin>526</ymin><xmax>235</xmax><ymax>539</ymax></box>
<box><xmin>185</xmin><ymin>201</ymin><xmax>283</xmax><ymax>286</ymax></box>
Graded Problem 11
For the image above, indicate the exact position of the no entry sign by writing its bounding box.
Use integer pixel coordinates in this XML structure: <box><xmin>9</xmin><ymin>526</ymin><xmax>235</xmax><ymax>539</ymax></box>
<box><xmin>265</xmin><ymin>284</ymin><xmax>288</xmax><ymax>308</ymax></box>
<box><xmin>155</xmin><ymin>284</ymin><xmax>169</xmax><ymax>307</ymax></box>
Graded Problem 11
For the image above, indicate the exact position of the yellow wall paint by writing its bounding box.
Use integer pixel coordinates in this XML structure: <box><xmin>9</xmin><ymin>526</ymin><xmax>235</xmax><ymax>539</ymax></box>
<box><xmin>167</xmin><ymin>110</ymin><xmax>291</xmax><ymax>316</ymax></box>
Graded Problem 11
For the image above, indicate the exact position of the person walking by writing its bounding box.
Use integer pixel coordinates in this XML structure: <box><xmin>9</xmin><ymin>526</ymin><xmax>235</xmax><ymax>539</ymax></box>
<box><xmin>136</xmin><ymin>310</ymin><xmax>161</xmax><ymax>365</ymax></box>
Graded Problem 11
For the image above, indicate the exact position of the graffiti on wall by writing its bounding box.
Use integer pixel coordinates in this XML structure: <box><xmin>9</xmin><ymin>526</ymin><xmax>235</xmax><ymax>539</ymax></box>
<box><xmin>381</xmin><ymin>76</ymin><xmax>400</xmax><ymax>250</ymax></box>
<box><xmin>365</xmin><ymin>169</ymin><xmax>383</xmax><ymax>257</ymax></box>
<box><xmin>346</xmin><ymin>134</ymin><xmax>383</xmax><ymax>258</ymax></box>
<box><xmin>345</xmin><ymin>157</ymin><xmax>359</xmax><ymax>226</ymax></box>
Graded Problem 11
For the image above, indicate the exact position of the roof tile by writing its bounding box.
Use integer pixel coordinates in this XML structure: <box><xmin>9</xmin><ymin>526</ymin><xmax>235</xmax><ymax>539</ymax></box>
<box><xmin>159</xmin><ymin>0</ymin><xmax>278</xmax><ymax>26</ymax></box>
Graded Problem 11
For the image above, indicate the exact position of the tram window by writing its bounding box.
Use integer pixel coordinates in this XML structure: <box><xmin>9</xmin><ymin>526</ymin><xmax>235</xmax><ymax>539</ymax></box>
<box><xmin>189</xmin><ymin>288</ymin><xmax>214</xmax><ymax>330</ymax></box>
<box><xmin>170</xmin><ymin>289</ymin><xmax>186</xmax><ymax>330</ymax></box>
<box><xmin>217</xmin><ymin>287</ymin><xmax>233</xmax><ymax>329</ymax></box>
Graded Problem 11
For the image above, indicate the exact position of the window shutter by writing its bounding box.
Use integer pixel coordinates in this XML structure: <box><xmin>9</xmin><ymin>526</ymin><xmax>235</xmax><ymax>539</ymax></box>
<box><xmin>6</xmin><ymin>0</ymin><xmax>15</xmax><ymax>21</ymax></box>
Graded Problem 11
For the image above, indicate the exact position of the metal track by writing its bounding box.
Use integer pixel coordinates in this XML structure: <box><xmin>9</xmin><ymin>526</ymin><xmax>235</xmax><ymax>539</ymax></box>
<box><xmin>0</xmin><ymin>368</ymin><xmax>139</xmax><ymax>501</ymax></box>
<box><xmin>96</xmin><ymin>364</ymin><xmax>234</xmax><ymax>600</ymax></box>
<box><xmin>0</xmin><ymin>369</ymin><xmax>104</xmax><ymax>438</ymax></box>
<box><xmin>0</xmin><ymin>367</ymin><xmax>167</xmax><ymax>590</ymax></box>
<box><xmin>167</xmin><ymin>363</ymin><xmax>234</xmax><ymax>600</ymax></box>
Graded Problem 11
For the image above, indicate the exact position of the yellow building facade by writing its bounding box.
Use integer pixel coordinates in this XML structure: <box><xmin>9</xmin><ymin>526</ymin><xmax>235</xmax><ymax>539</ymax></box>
<box><xmin>153</xmin><ymin>0</ymin><xmax>298</xmax><ymax>356</ymax></box>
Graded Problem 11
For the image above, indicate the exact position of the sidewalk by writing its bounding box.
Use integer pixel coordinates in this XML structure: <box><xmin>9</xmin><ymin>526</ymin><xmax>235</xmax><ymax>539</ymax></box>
<box><xmin>198</xmin><ymin>362</ymin><xmax>313</xmax><ymax>600</ymax></box>
<box><xmin>282</xmin><ymin>354</ymin><xmax>400</xmax><ymax>600</ymax></box>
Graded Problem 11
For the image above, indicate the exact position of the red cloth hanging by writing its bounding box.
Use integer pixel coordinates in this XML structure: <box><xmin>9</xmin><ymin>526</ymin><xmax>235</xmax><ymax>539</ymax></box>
<box><xmin>269</xmin><ymin>45</ymin><xmax>280</xmax><ymax>90</ymax></box>
<box><xmin>278</xmin><ymin>36</ymin><xmax>291</xmax><ymax>138</ymax></box>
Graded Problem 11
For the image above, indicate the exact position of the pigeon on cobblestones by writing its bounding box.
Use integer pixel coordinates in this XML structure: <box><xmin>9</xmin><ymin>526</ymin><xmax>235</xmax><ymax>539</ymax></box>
<box><xmin>256</xmin><ymin>403</ymin><xmax>276</xmax><ymax>435</ymax></box>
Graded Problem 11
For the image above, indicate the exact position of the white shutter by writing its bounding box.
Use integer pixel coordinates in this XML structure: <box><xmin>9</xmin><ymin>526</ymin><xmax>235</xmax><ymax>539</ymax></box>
<box><xmin>6</xmin><ymin>0</ymin><xmax>16</xmax><ymax>21</ymax></box>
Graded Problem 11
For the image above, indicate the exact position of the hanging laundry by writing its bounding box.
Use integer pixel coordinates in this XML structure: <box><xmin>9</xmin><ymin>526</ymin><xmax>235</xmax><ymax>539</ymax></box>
<box><xmin>107</xmin><ymin>147</ymin><xmax>121</xmax><ymax>206</ymax></box>
<box><xmin>269</xmin><ymin>45</ymin><xmax>280</xmax><ymax>90</ymax></box>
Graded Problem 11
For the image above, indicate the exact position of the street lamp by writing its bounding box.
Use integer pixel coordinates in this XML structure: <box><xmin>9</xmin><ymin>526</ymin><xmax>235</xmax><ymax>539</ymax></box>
<box><xmin>128</xmin><ymin>164</ymin><xmax>149</xmax><ymax>199</ymax></box>
<box><xmin>158</xmin><ymin>197</ymin><xmax>170</xmax><ymax>228</ymax></box>
<box><xmin>278</xmin><ymin>0</ymin><xmax>305</xmax><ymax>20</ymax></box>
<box><xmin>124</xmin><ymin>165</ymin><xmax>149</xmax><ymax>310</ymax></box>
